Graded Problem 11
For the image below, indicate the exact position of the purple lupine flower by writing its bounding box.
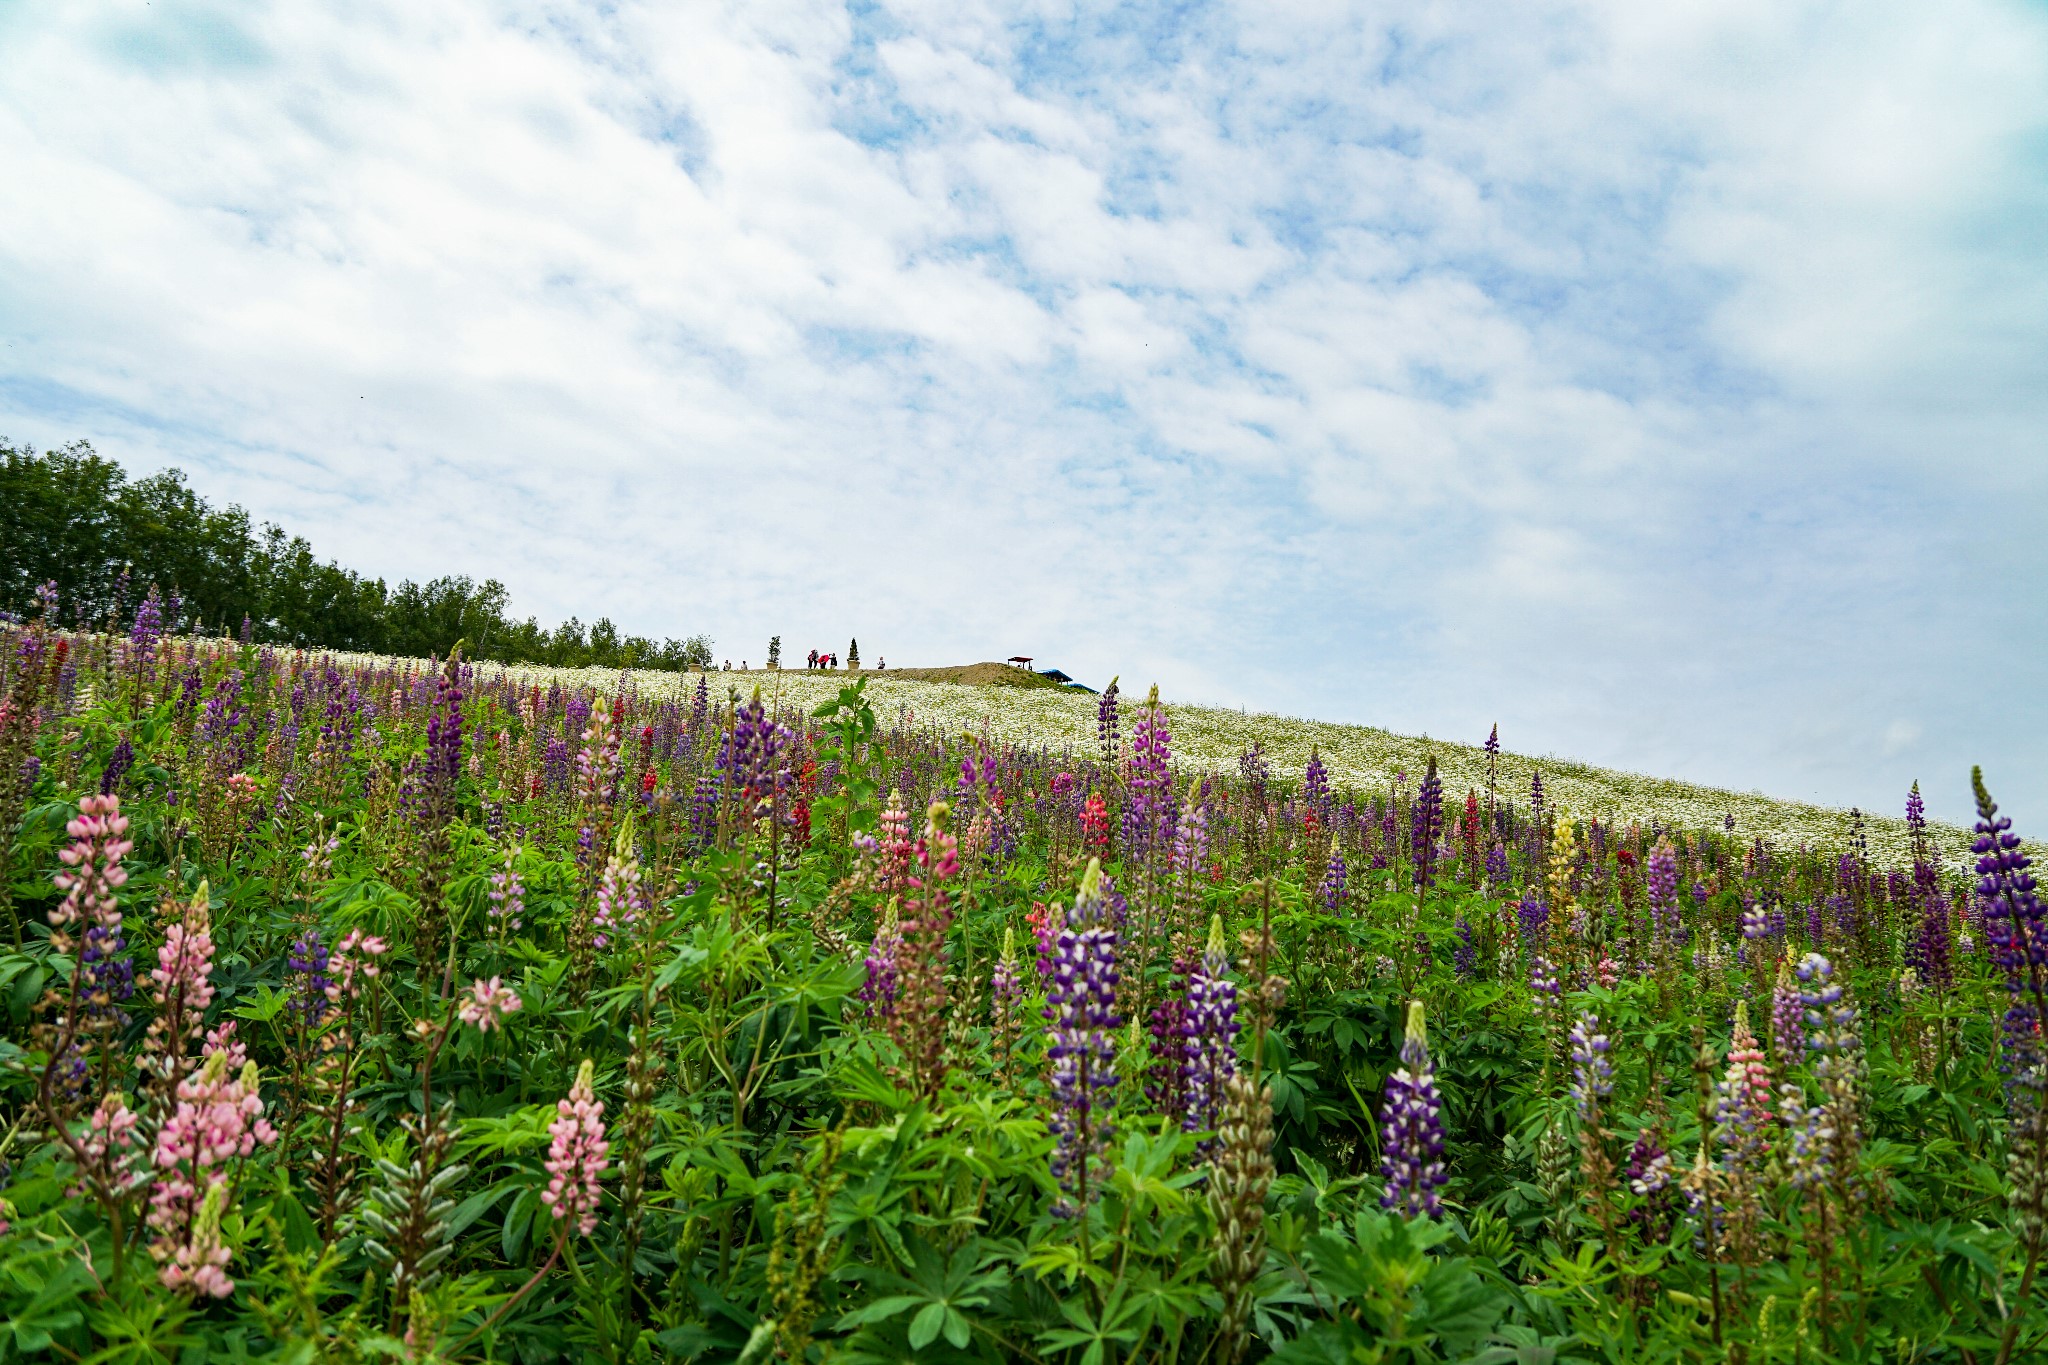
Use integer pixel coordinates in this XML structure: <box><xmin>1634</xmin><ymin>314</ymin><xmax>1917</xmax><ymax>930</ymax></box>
<box><xmin>1381</xmin><ymin>1000</ymin><xmax>1447</xmax><ymax>1218</ymax></box>
<box><xmin>1412</xmin><ymin>757</ymin><xmax>1444</xmax><ymax>893</ymax></box>
<box><xmin>1740</xmin><ymin>895</ymin><xmax>1769</xmax><ymax>942</ymax></box>
<box><xmin>1123</xmin><ymin>688</ymin><xmax>1173</xmax><ymax>858</ymax></box>
<box><xmin>1626</xmin><ymin>1131</ymin><xmax>1678</xmax><ymax>1240</ymax></box>
<box><xmin>1912</xmin><ymin>886</ymin><xmax>1956</xmax><ymax>995</ymax></box>
<box><xmin>859</xmin><ymin>904</ymin><xmax>902</xmax><ymax>1023</ymax></box>
<box><xmin>99</xmin><ymin>738</ymin><xmax>134</xmax><ymax>797</ymax></box>
<box><xmin>688</xmin><ymin>674</ymin><xmax>710</xmax><ymax>736</ymax></box>
<box><xmin>1044</xmin><ymin>860</ymin><xmax>1120</xmax><ymax>1215</ymax></box>
<box><xmin>130</xmin><ymin>586</ymin><xmax>164</xmax><ymax>667</ymax></box>
<box><xmin>1452</xmin><ymin>918</ymin><xmax>1477</xmax><ymax>980</ymax></box>
<box><xmin>717</xmin><ymin>693</ymin><xmax>793</xmax><ymax>807</ymax></box>
<box><xmin>1569</xmin><ymin>1012</ymin><xmax>1613</xmax><ymax>1123</ymax></box>
<box><xmin>1319</xmin><ymin>847</ymin><xmax>1348</xmax><ymax>916</ymax></box>
<box><xmin>288</xmin><ymin>932</ymin><xmax>334</xmax><ymax>1027</ymax></box>
<box><xmin>1096</xmin><ymin>678</ymin><xmax>1121</xmax><ymax>771</ymax></box>
<box><xmin>1303</xmin><ymin>749</ymin><xmax>1332</xmax><ymax>824</ymax></box>
<box><xmin>1647</xmin><ymin>837</ymin><xmax>1680</xmax><ymax>950</ymax></box>
<box><xmin>1530</xmin><ymin>954</ymin><xmax>1562</xmax><ymax>1010</ymax></box>
<box><xmin>1798</xmin><ymin>953</ymin><xmax>1861</xmax><ymax>1097</ymax></box>
<box><xmin>1975</xmin><ymin>768</ymin><xmax>2046</xmax><ymax>1102</ymax></box>
<box><xmin>1517</xmin><ymin>897</ymin><xmax>1549</xmax><ymax>955</ymax></box>
<box><xmin>1146</xmin><ymin>992</ymin><xmax>1193</xmax><ymax>1122</ymax></box>
<box><xmin>688</xmin><ymin>772</ymin><xmax>721</xmax><ymax>851</ymax></box>
<box><xmin>1781</xmin><ymin>1085</ymin><xmax>1833</xmax><ymax>1189</ymax></box>
<box><xmin>1184</xmin><ymin>916</ymin><xmax>1238</xmax><ymax>1141</ymax></box>
<box><xmin>1771</xmin><ymin>957</ymin><xmax>1804</xmax><ymax>1062</ymax></box>
<box><xmin>1485</xmin><ymin>842</ymin><xmax>1509</xmax><ymax>894</ymax></box>
<box><xmin>199</xmin><ymin>671</ymin><xmax>245</xmax><ymax>754</ymax></box>
<box><xmin>1238</xmin><ymin>742</ymin><xmax>1270</xmax><ymax>802</ymax></box>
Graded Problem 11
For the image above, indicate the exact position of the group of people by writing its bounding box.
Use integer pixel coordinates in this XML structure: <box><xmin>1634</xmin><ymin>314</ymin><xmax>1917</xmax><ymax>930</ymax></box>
<box><xmin>805</xmin><ymin>648</ymin><xmax>882</xmax><ymax>671</ymax></box>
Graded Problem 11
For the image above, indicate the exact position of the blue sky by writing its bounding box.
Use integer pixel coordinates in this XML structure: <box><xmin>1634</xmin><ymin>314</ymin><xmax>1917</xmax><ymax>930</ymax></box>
<box><xmin>3</xmin><ymin>0</ymin><xmax>2045</xmax><ymax>829</ymax></box>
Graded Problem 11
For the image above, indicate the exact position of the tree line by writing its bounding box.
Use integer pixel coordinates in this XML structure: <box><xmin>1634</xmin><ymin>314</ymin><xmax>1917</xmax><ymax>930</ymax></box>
<box><xmin>0</xmin><ymin>440</ymin><xmax>714</xmax><ymax>671</ymax></box>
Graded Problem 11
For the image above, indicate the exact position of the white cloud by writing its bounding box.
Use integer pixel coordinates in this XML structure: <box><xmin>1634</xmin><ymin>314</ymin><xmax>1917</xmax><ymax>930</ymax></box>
<box><xmin>2</xmin><ymin>0</ymin><xmax>2044</xmax><ymax>826</ymax></box>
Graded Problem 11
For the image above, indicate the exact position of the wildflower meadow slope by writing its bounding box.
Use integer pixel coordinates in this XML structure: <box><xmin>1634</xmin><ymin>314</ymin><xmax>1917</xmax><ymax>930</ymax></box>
<box><xmin>414</xmin><ymin>656</ymin><xmax>1968</xmax><ymax>867</ymax></box>
<box><xmin>0</xmin><ymin>600</ymin><xmax>2037</xmax><ymax>1364</ymax></box>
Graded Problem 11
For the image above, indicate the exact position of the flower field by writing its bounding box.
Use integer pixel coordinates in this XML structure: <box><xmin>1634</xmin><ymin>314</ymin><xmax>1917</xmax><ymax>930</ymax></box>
<box><xmin>383</xmin><ymin>657</ymin><xmax>1971</xmax><ymax>867</ymax></box>
<box><xmin>1</xmin><ymin>601</ymin><xmax>2042</xmax><ymax>1363</ymax></box>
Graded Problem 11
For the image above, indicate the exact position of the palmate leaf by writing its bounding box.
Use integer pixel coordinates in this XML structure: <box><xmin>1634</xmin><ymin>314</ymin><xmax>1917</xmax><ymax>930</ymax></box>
<box><xmin>1036</xmin><ymin>1283</ymin><xmax>1149</xmax><ymax>1365</ymax></box>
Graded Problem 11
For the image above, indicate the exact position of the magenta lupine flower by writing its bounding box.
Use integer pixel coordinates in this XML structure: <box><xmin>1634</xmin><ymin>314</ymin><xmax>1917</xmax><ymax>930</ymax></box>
<box><xmin>575</xmin><ymin>701</ymin><xmax>622</xmax><ymax>808</ymax></box>
<box><xmin>459</xmin><ymin>978</ymin><xmax>523</xmax><ymax>1033</ymax></box>
<box><xmin>541</xmin><ymin>1059</ymin><xmax>609</xmax><ymax>1237</ymax></box>
<box><xmin>1044</xmin><ymin>861</ymin><xmax>1121</xmax><ymax>1215</ymax></box>
<box><xmin>1123</xmin><ymin>688</ymin><xmax>1174</xmax><ymax>857</ymax></box>
<box><xmin>1569</xmin><ymin>1012</ymin><xmax>1614</xmax><ymax>1123</ymax></box>
<box><xmin>593</xmin><ymin>839</ymin><xmax>645</xmax><ymax>949</ymax></box>
<box><xmin>1381</xmin><ymin>1000</ymin><xmax>1447</xmax><ymax>1218</ymax></box>
<box><xmin>1714</xmin><ymin>1002</ymin><xmax>1774</xmax><ymax>1172</ymax></box>
<box><xmin>1183</xmin><ymin>916</ymin><xmax>1239</xmax><ymax>1141</ymax></box>
<box><xmin>147</xmin><ymin>1043</ymin><xmax>277</xmax><ymax>1297</ymax></box>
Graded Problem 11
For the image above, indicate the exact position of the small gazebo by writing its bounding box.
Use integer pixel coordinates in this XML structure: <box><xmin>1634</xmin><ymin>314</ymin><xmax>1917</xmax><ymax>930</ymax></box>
<box><xmin>1007</xmin><ymin>655</ymin><xmax>1033</xmax><ymax>669</ymax></box>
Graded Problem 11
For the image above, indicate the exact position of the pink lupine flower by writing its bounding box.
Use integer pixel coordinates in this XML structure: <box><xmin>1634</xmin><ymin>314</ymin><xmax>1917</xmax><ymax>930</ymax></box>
<box><xmin>330</xmin><ymin>929</ymin><xmax>388</xmax><ymax>1000</ymax></box>
<box><xmin>593</xmin><ymin>845</ymin><xmax>643</xmax><ymax>949</ymax></box>
<box><xmin>51</xmin><ymin>793</ymin><xmax>131</xmax><ymax>945</ymax></box>
<box><xmin>73</xmin><ymin>1091</ymin><xmax>144</xmax><ymax>1197</ymax></box>
<box><xmin>541</xmin><ymin>1060</ymin><xmax>608</xmax><ymax>1237</ymax></box>
<box><xmin>459</xmin><ymin>977</ymin><xmax>523</xmax><ymax>1033</ymax></box>
<box><xmin>147</xmin><ymin>1042</ymin><xmax>277</xmax><ymax>1297</ymax></box>
<box><xmin>152</xmin><ymin>913</ymin><xmax>216</xmax><ymax>1015</ymax></box>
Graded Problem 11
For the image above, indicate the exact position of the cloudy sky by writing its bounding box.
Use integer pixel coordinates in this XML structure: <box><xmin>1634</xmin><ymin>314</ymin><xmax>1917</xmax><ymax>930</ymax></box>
<box><xmin>3</xmin><ymin>0</ymin><xmax>2045</xmax><ymax>827</ymax></box>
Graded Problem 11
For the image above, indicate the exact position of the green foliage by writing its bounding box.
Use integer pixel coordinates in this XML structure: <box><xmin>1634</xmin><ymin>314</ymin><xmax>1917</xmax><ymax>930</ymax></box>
<box><xmin>0</xmin><ymin>619</ymin><xmax>2037</xmax><ymax>1363</ymax></box>
<box><xmin>0</xmin><ymin>440</ymin><xmax>712</xmax><ymax>669</ymax></box>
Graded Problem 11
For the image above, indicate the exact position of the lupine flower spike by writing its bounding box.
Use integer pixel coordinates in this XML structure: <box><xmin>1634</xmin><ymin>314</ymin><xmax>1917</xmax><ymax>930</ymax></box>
<box><xmin>1381</xmin><ymin>1000</ymin><xmax>1447</xmax><ymax>1217</ymax></box>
